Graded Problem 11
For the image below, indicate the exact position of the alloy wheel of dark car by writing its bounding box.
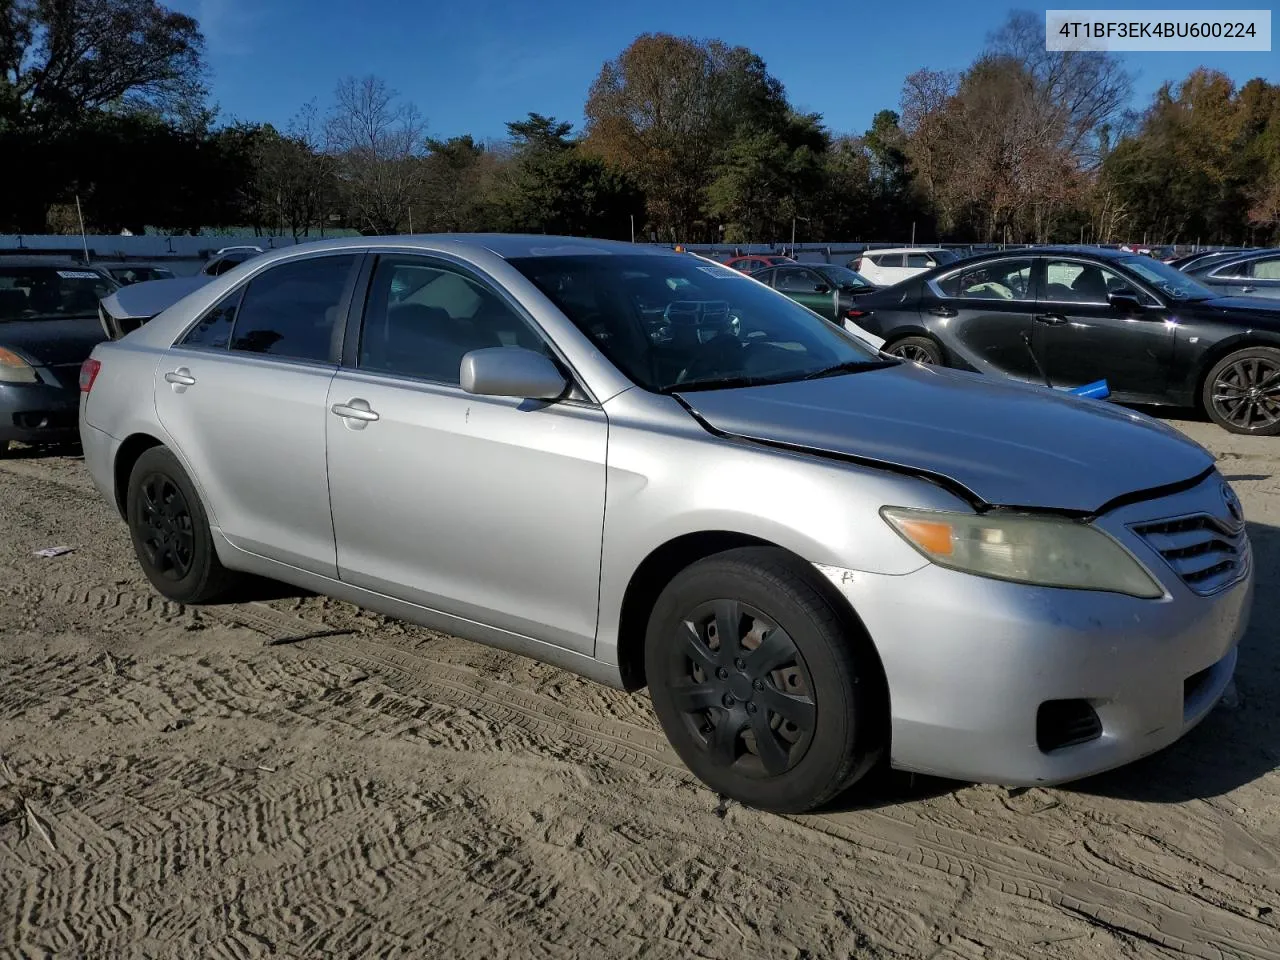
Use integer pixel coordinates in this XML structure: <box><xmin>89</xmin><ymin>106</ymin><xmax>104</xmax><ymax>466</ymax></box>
<box><xmin>885</xmin><ymin>336</ymin><xmax>943</xmax><ymax>365</ymax></box>
<box><xmin>667</xmin><ymin>598</ymin><xmax>816</xmax><ymax>778</ymax></box>
<box><xmin>1204</xmin><ymin>347</ymin><xmax>1280</xmax><ymax>436</ymax></box>
<box><xmin>645</xmin><ymin>547</ymin><xmax>885</xmax><ymax>813</ymax></box>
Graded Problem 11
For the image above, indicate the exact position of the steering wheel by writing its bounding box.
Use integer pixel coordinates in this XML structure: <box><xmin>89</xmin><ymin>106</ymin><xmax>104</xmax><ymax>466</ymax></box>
<box><xmin>676</xmin><ymin>334</ymin><xmax>746</xmax><ymax>384</ymax></box>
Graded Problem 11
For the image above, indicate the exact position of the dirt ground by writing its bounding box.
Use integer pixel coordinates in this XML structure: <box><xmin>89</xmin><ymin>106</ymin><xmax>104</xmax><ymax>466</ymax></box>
<box><xmin>1</xmin><ymin>416</ymin><xmax>1277</xmax><ymax>960</ymax></box>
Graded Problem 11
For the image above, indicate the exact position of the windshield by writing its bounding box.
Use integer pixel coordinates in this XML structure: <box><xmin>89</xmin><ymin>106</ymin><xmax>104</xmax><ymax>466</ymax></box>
<box><xmin>508</xmin><ymin>254</ymin><xmax>883</xmax><ymax>393</ymax></box>
<box><xmin>0</xmin><ymin>266</ymin><xmax>117</xmax><ymax>322</ymax></box>
<box><xmin>1118</xmin><ymin>256</ymin><xmax>1216</xmax><ymax>301</ymax></box>
<box><xmin>814</xmin><ymin>264</ymin><xmax>873</xmax><ymax>289</ymax></box>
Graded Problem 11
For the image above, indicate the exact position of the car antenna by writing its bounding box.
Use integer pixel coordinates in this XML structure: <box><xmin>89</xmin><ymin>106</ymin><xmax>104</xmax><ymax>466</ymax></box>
<box><xmin>1020</xmin><ymin>331</ymin><xmax>1054</xmax><ymax>389</ymax></box>
<box><xmin>74</xmin><ymin>193</ymin><xmax>91</xmax><ymax>266</ymax></box>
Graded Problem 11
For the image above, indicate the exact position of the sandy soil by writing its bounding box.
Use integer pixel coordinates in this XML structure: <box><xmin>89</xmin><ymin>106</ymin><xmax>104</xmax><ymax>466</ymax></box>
<box><xmin>1</xmin><ymin>416</ymin><xmax>1278</xmax><ymax>959</ymax></box>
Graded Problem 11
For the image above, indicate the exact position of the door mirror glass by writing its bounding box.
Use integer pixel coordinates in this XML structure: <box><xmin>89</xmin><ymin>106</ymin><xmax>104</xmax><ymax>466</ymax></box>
<box><xmin>460</xmin><ymin>346</ymin><xmax>568</xmax><ymax>400</ymax></box>
<box><xmin>1108</xmin><ymin>291</ymin><xmax>1143</xmax><ymax>313</ymax></box>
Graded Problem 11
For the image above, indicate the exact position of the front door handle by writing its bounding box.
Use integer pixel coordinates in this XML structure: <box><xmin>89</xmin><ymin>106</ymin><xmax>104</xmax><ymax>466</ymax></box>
<box><xmin>1034</xmin><ymin>313</ymin><xmax>1068</xmax><ymax>326</ymax></box>
<box><xmin>331</xmin><ymin>399</ymin><xmax>380</xmax><ymax>422</ymax></box>
<box><xmin>165</xmin><ymin>368</ymin><xmax>196</xmax><ymax>386</ymax></box>
<box><xmin>1241</xmin><ymin>285</ymin><xmax>1255</xmax><ymax>294</ymax></box>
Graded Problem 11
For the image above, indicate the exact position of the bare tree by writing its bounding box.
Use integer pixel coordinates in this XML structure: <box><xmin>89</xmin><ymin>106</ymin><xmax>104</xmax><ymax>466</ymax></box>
<box><xmin>988</xmin><ymin>10</ymin><xmax>1132</xmax><ymax>167</ymax></box>
<box><xmin>325</xmin><ymin>75</ymin><xmax>427</xmax><ymax>234</ymax></box>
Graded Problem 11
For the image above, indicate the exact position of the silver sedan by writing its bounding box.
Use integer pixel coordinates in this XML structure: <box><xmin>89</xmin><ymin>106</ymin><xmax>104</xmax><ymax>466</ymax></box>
<box><xmin>79</xmin><ymin>236</ymin><xmax>1253</xmax><ymax>813</ymax></box>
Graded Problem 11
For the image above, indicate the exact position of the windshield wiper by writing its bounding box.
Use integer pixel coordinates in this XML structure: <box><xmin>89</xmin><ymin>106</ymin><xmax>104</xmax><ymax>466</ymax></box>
<box><xmin>662</xmin><ymin>373</ymin><xmax>799</xmax><ymax>394</ymax></box>
<box><xmin>802</xmin><ymin>359</ymin><xmax>898</xmax><ymax>381</ymax></box>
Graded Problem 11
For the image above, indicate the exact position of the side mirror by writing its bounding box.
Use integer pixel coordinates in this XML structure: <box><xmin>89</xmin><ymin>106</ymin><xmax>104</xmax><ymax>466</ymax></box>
<box><xmin>1108</xmin><ymin>291</ymin><xmax>1143</xmax><ymax>313</ymax></box>
<box><xmin>460</xmin><ymin>346</ymin><xmax>568</xmax><ymax>400</ymax></box>
<box><xmin>814</xmin><ymin>283</ymin><xmax>831</xmax><ymax>294</ymax></box>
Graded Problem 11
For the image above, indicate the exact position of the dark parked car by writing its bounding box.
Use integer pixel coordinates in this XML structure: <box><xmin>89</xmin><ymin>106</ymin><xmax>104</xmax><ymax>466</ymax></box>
<box><xmin>0</xmin><ymin>258</ymin><xmax>117</xmax><ymax>454</ymax></box>
<box><xmin>853</xmin><ymin>246</ymin><xmax>1280</xmax><ymax>435</ymax></box>
<box><xmin>1185</xmin><ymin>249</ymin><xmax>1280</xmax><ymax>301</ymax></box>
<box><xmin>750</xmin><ymin>262</ymin><xmax>879</xmax><ymax>326</ymax></box>
<box><xmin>94</xmin><ymin>261</ymin><xmax>178</xmax><ymax>285</ymax></box>
<box><xmin>1166</xmin><ymin>250</ymin><xmax>1255</xmax><ymax>273</ymax></box>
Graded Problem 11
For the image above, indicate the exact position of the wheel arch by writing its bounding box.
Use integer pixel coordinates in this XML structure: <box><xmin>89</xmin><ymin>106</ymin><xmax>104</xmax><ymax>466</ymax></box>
<box><xmin>113</xmin><ymin>432</ymin><xmax>165</xmax><ymax>519</ymax></box>
<box><xmin>613</xmin><ymin>531</ymin><xmax>888</xmax><ymax>706</ymax></box>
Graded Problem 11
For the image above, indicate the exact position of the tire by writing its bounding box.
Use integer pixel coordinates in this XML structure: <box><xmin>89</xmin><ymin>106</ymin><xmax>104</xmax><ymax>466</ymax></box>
<box><xmin>126</xmin><ymin>446</ymin><xmax>239</xmax><ymax>603</ymax></box>
<box><xmin>884</xmin><ymin>335</ymin><xmax>943</xmax><ymax>365</ymax></box>
<box><xmin>645</xmin><ymin>547</ymin><xmax>886</xmax><ymax>814</ymax></box>
<box><xmin>1202</xmin><ymin>346</ymin><xmax>1280</xmax><ymax>436</ymax></box>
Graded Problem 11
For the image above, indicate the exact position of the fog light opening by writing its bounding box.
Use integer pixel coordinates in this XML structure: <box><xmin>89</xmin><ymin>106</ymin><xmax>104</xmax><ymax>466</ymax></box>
<box><xmin>1036</xmin><ymin>699</ymin><xmax>1102</xmax><ymax>753</ymax></box>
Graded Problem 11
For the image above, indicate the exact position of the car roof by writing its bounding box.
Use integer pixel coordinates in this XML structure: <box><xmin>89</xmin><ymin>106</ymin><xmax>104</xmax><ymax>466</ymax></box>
<box><xmin>0</xmin><ymin>255</ymin><xmax>87</xmax><ymax>267</ymax></box>
<box><xmin>866</xmin><ymin>247</ymin><xmax>950</xmax><ymax>255</ymax></box>
<box><xmin>94</xmin><ymin>261</ymin><xmax>175</xmax><ymax>269</ymax></box>
<box><xmin>211</xmin><ymin>234</ymin><xmax>684</xmax><ymax>263</ymax></box>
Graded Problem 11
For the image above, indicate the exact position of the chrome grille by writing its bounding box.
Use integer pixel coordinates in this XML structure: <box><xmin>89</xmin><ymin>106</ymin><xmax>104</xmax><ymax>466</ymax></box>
<box><xmin>1131</xmin><ymin>513</ymin><xmax>1249</xmax><ymax>596</ymax></box>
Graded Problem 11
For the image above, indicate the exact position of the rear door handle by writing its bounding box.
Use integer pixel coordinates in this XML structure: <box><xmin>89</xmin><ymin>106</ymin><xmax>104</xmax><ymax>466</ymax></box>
<box><xmin>165</xmin><ymin>368</ymin><xmax>196</xmax><ymax>386</ymax></box>
<box><xmin>331</xmin><ymin>399</ymin><xmax>380</xmax><ymax>422</ymax></box>
<box><xmin>1240</xmin><ymin>286</ymin><xmax>1255</xmax><ymax>294</ymax></box>
<box><xmin>927</xmin><ymin>304</ymin><xmax>957</xmax><ymax>318</ymax></box>
<box><xmin>1034</xmin><ymin>313</ymin><xmax>1068</xmax><ymax>326</ymax></box>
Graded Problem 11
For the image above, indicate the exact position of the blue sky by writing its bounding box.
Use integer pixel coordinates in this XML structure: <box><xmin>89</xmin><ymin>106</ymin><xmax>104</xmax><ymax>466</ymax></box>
<box><xmin>171</xmin><ymin>0</ymin><xmax>1278</xmax><ymax>140</ymax></box>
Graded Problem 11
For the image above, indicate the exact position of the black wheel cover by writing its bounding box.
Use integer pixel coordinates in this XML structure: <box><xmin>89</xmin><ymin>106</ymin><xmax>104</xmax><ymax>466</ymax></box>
<box><xmin>136</xmin><ymin>472</ymin><xmax>196</xmax><ymax>581</ymax></box>
<box><xmin>666</xmin><ymin>599</ymin><xmax>817</xmax><ymax>779</ymax></box>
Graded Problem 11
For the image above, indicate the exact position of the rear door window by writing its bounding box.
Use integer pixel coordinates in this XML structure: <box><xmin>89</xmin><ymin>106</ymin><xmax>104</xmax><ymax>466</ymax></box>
<box><xmin>228</xmin><ymin>255</ymin><xmax>358</xmax><ymax>363</ymax></box>
<box><xmin>937</xmin><ymin>259</ymin><xmax>1034</xmax><ymax>301</ymax></box>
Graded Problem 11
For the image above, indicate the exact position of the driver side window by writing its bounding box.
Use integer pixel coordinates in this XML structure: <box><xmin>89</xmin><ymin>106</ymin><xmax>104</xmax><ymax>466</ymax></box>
<box><xmin>357</xmin><ymin>257</ymin><xmax>552</xmax><ymax>385</ymax></box>
<box><xmin>1043</xmin><ymin>260</ymin><xmax>1153</xmax><ymax>305</ymax></box>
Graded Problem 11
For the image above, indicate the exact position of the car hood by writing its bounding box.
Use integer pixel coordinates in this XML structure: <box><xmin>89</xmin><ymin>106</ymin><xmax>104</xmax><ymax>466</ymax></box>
<box><xmin>0</xmin><ymin>317</ymin><xmax>107</xmax><ymax>366</ymax></box>
<box><xmin>676</xmin><ymin>362</ymin><xmax>1213</xmax><ymax>513</ymax></box>
<box><xmin>100</xmin><ymin>275</ymin><xmax>212</xmax><ymax>322</ymax></box>
<box><xmin>1194</xmin><ymin>296</ymin><xmax>1280</xmax><ymax>321</ymax></box>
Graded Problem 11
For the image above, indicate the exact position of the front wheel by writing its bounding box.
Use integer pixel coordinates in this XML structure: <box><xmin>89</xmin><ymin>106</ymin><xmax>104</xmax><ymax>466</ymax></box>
<box><xmin>1202</xmin><ymin>346</ymin><xmax>1280</xmax><ymax>436</ymax></box>
<box><xmin>645</xmin><ymin>547</ymin><xmax>885</xmax><ymax>814</ymax></box>
<box><xmin>884</xmin><ymin>336</ymin><xmax>943</xmax><ymax>365</ymax></box>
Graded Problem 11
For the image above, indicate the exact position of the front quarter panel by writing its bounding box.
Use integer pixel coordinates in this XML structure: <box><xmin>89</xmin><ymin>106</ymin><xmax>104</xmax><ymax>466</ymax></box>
<box><xmin>594</xmin><ymin>388</ymin><xmax>969</xmax><ymax>667</ymax></box>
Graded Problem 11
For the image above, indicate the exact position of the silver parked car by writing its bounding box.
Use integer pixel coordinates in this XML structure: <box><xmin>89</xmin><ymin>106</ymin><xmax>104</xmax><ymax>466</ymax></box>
<box><xmin>78</xmin><ymin>236</ymin><xmax>1253</xmax><ymax>813</ymax></box>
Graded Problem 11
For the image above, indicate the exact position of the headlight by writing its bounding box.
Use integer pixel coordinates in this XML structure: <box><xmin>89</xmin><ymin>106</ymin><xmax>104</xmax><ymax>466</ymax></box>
<box><xmin>881</xmin><ymin>507</ymin><xmax>1163</xmax><ymax>599</ymax></box>
<box><xmin>0</xmin><ymin>346</ymin><xmax>37</xmax><ymax>384</ymax></box>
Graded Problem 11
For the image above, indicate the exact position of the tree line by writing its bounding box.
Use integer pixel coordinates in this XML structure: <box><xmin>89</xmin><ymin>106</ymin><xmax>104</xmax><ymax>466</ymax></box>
<box><xmin>3</xmin><ymin>1</ymin><xmax>1278</xmax><ymax>246</ymax></box>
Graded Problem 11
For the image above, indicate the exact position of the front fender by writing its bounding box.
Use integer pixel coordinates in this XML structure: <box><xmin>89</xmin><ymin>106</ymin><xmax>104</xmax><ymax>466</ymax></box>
<box><xmin>593</xmin><ymin>391</ymin><xmax>969</xmax><ymax>666</ymax></box>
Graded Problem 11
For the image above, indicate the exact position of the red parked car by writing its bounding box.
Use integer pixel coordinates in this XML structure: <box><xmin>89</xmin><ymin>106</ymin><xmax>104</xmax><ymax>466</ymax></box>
<box><xmin>724</xmin><ymin>254</ymin><xmax>795</xmax><ymax>274</ymax></box>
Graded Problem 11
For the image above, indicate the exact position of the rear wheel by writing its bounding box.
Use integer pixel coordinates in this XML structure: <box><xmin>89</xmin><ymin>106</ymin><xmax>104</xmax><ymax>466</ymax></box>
<box><xmin>126</xmin><ymin>446</ymin><xmax>240</xmax><ymax>603</ymax></box>
<box><xmin>884</xmin><ymin>335</ymin><xmax>943</xmax><ymax>365</ymax></box>
<box><xmin>1202</xmin><ymin>347</ymin><xmax>1280</xmax><ymax>436</ymax></box>
<box><xmin>645</xmin><ymin>547</ymin><xmax>885</xmax><ymax>814</ymax></box>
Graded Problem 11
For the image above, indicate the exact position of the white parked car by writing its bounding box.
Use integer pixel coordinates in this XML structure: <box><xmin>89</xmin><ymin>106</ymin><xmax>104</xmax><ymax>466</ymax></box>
<box><xmin>852</xmin><ymin>248</ymin><xmax>959</xmax><ymax>287</ymax></box>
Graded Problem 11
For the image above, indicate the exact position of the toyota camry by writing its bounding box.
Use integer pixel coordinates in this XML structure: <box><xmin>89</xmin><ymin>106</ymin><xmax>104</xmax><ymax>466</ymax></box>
<box><xmin>79</xmin><ymin>236</ymin><xmax>1252</xmax><ymax>813</ymax></box>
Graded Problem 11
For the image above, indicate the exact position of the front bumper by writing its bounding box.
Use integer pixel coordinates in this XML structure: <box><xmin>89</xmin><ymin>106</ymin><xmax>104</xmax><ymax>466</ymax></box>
<box><xmin>0</xmin><ymin>377</ymin><xmax>82</xmax><ymax>445</ymax></box>
<box><xmin>819</xmin><ymin>475</ymin><xmax>1254</xmax><ymax>786</ymax></box>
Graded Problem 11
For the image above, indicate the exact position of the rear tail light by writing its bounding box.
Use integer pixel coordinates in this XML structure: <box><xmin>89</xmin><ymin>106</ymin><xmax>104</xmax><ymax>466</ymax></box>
<box><xmin>845</xmin><ymin>308</ymin><xmax>870</xmax><ymax>320</ymax></box>
<box><xmin>79</xmin><ymin>358</ymin><xmax>101</xmax><ymax>393</ymax></box>
<box><xmin>853</xmin><ymin>258</ymin><xmax>864</xmax><ymax>272</ymax></box>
